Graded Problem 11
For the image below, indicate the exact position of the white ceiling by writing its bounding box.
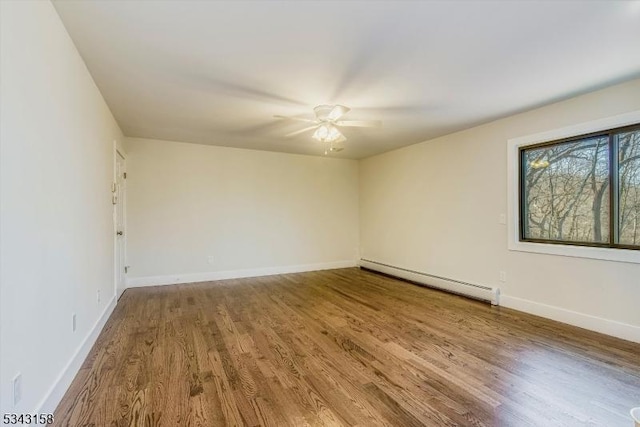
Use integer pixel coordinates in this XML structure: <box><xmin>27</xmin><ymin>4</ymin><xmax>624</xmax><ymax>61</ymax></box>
<box><xmin>53</xmin><ymin>1</ymin><xmax>640</xmax><ymax>159</ymax></box>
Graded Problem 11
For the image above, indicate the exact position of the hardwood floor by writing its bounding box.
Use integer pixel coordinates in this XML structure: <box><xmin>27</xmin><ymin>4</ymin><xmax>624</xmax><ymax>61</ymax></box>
<box><xmin>54</xmin><ymin>268</ymin><xmax>640</xmax><ymax>426</ymax></box>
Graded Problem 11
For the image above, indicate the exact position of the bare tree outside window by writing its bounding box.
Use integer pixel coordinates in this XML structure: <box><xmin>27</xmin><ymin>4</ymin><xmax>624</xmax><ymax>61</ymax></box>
<box><xmin>617</xmin><ymin>130</ymin><xmax>640</xmax><ymax>246</ymax></box>
<box><xmin>523</xmin><ymin>136</ymin><xmax>609</xmax><ymax>243</ymax></box>
<box><xmin>519</xmin><ymin>124</ymin><xmax>639</xmax><ymax>250</ymax></box>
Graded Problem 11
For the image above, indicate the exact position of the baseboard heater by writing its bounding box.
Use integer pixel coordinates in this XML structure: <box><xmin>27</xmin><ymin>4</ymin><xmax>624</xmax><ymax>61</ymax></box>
<box><xmin>360</xmin><ymin>259</ymin><xmax>500</xmax><ymax>305</ymax></box>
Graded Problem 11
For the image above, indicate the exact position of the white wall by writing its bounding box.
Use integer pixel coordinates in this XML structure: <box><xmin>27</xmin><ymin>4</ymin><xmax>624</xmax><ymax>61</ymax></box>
<box><xmin>0</xmin><ymin>1</ymin><xmax>123</xmax><ymax>412</ymax></box>
<box><xmin>360</xmin><ymin>78</ymin><xmax>640</xmax><ymax>341</ymax></box>
<box><xmin>125</xmin><ymin>138</ymin><xmax>359</xmax><ymax>284</ymax></box>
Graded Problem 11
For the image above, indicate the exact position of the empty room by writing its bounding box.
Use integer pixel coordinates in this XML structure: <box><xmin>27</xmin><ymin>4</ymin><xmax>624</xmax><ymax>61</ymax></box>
<box><xmin>2</xmin><ymin>1</ymin><xmax>640</xmax><ymax>426</ymax></box>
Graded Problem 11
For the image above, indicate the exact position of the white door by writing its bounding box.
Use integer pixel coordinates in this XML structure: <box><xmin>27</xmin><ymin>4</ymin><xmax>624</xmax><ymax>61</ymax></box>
<box><xmin>115</xmin><ymin>151</ymin><xmax>127</xmax><ymax>299</ymax></box>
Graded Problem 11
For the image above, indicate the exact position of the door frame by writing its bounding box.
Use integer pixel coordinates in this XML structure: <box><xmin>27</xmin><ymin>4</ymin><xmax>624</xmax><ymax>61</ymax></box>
<box><xmin>113</xmin><ymin>141</ymin><xmax>127</xmax><ymax>300</ymax></box>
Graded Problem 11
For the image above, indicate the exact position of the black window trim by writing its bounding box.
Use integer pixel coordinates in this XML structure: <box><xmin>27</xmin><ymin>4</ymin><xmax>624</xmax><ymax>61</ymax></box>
<box><xmin>518</xmin><ymin>122</ymin><xmax>640</xmax><ymax>251</ymax></box>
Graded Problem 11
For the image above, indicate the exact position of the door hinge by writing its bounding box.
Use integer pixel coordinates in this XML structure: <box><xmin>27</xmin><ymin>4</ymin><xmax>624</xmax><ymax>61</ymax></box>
<box><xmin>123</xmin><ymin>172</ymin><xmax>127</xmax><ymax>179</ymax></box>
<box><xmin>124</xmin><ymin>266</ymin><xmax>129</xmax><ymax>274</ymax></box>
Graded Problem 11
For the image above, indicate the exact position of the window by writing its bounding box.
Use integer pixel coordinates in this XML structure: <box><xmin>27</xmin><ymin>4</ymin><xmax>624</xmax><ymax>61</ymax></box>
<box><xmin>618</xmin><ymin>129</ymin><xmax>640</xmax><ymax>246</ymax></box>
<box><xmin>519</xmin><ymin>124</ymin><xmax>640</xmax><ymax>249</ymax></box>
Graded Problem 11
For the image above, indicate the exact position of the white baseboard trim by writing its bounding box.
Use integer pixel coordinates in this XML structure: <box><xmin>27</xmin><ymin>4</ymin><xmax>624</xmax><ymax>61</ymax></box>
<box><xmin>500</xmin><ymin>294</ymin><xmax>640</xmax><ymax>343</ymax></box>
<box><xmin>126</xmin><ymin>260</ymin><xmax>358</xmax><ymax>288</ymax></box>
<box><xmin>34</xmin><ymin>296</ymin><xmax>117</xmax><ymax>414</ymax></box>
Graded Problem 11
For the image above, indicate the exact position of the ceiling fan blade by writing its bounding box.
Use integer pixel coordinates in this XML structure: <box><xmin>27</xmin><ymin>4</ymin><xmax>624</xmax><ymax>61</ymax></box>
<box><xmin>285</xmin><ymin>125</ymin><xmax>318</xmax><ymax>137</ymax></box>
<box><xmin>274</xmin><ymin>115</ymin><xmax>318</xmax><ymax>124</ymax></box>
<box><xmin>329</xmin><ymin>137</ymin><xmax>347</xmax><ymax>153</ymax></box>
<box><xmin>328</xmin><ymin>105</ymin><xmax>350</xmax><ymax>121</ymax></box>
<box><xmin>335</xmin><ymin>120</ymin><xmax>382</xmax><ymax>127</ymax></box>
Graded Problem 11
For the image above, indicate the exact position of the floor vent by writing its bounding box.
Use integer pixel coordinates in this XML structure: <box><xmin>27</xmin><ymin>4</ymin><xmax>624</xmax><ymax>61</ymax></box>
<box><xmin>360</xmin><ymin>259</ymin><xmax>500</xmax><ymax>305</ymax></box>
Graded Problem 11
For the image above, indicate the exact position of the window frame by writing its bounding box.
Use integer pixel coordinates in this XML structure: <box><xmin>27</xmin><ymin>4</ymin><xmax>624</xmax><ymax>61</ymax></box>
<box><xmin>506</xmin><ymin>111</ymin><xmax>640</xmax><ymax>264</ymax></box>
<box><xmin>518</xmin><ymin>123</ymin><xmax>640</xmax><ymax>250</ymax></box>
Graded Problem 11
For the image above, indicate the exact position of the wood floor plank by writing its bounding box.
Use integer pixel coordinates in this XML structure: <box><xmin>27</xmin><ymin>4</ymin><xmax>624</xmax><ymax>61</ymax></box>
<box><xmin>54</xmin><ymin>268</ymin><xmax>640</xmax><ymax>426</ymax></box>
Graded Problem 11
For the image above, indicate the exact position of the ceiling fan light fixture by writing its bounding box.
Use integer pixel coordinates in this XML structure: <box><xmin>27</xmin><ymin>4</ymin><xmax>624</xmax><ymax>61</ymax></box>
<box><xmin>312</xmin><ymin>123</ymin><xmax>343</xmax><ymax>143</ymax></box>
<box><xmin>327</xmin><ymin>125</ymin><xmax>342</xmax><ymax>141</ymax></box>
<box><xmin>312</xmin><ymin>124</ymin><xmax>329</xmax><ymax>141</ymax></box>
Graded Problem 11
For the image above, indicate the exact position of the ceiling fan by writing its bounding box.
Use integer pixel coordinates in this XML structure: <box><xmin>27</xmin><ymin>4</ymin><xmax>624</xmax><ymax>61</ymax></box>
<box><xmin>274</xmin><ymin>105</ymin><xmax>381</xmax><ymax>154</ymax></box>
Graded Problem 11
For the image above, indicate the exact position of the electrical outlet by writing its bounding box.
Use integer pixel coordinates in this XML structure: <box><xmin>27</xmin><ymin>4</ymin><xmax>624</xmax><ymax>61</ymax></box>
<box><xmin>12</xmin><ymin>373</ymin><xmax>22</xmax><ymax>406</ymax></box>
<box><xmin>499</xmin><ymin>271</ymin><xmax>507</xmax><ymax>282</ymax></box>
<box><xmin>72</xmin><ymin>313</ymin><xmax>77</xmax><ymax>332</ymax></box>
<box><xmin>207</xmin><ymin>256</ymin><xmax>214</xmax><ymax>265</ymax></box>
<box><xmin>97</xmin><ymin>289</ymin><xmax>101</xmax><ymax>304</ymax></box>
